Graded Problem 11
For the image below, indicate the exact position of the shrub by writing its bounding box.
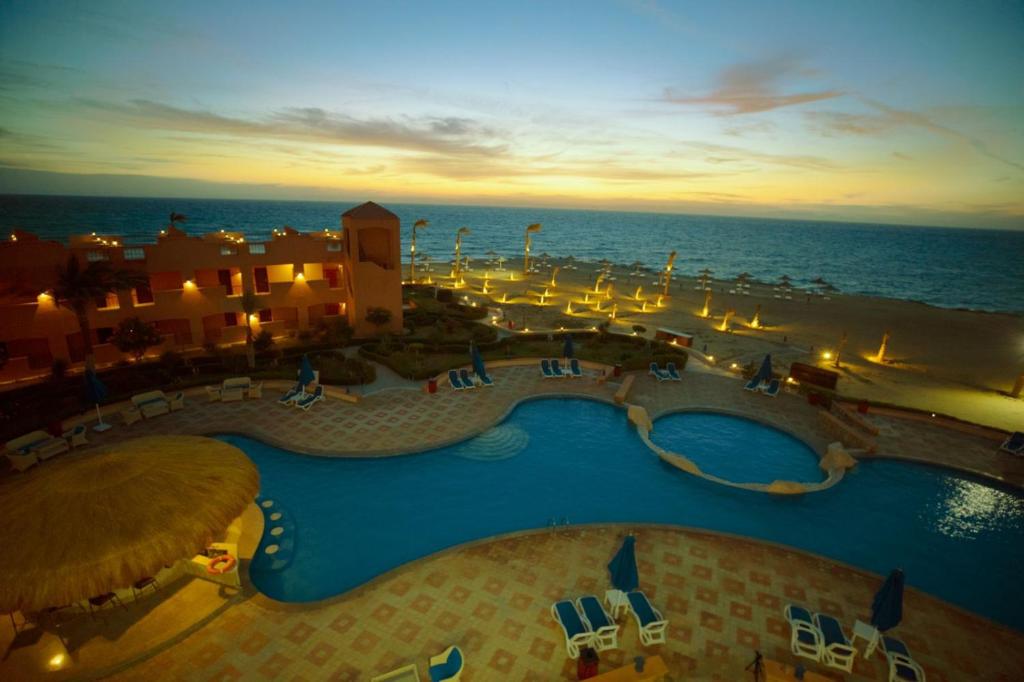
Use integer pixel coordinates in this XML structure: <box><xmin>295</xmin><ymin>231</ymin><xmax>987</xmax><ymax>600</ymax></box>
<box><xmin>253</xmin><ymin>330</ymin><xmax>275</xmax><ymax>352</ymax></box>
<box><xmin>435</xmin><ymin>288</ymin><xmax>454</xmax><ymax>303</ymax></box>
<box><xmin>110</xmin><ymin>316</ymin><xmax>162</xmax><ymax>361</ymax></box>
<box><xmin>365</xmin><ymin>306</ymin><xmax>392</xmax><ymax>329</ymax></box>
<box><xmin>316</xmin><ymin>317</ymin><xmax>354</xmax><ymax>346</ymax></box>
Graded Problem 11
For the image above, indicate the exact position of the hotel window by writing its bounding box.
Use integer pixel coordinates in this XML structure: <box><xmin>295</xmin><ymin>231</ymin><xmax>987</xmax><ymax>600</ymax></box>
<box><xmin>223</xmin><ymin>312</ymin><xmax>238</xmax><ymax>327</ymax></box>
<box><xmin>325</xmin><ymin>267</ymin><xmax>339</xmax><ymax>288</ymax></box>
<box><xmin>220</xmin><ymin>245</ymin><xmax>237</xmax><ymax>256</ymax></box>
<box><xmin>132</xmin><ymin>281</ymin><xmax>155</xmax><ymax>306</ymax></box>
<box><xmin>248</xmin><ymin>243</ymin><xmax>266</xmax><ymax>255</ymax></box>
<box><xmin>86</xmin><ymin>250</ymin><xmax>109</xmax><ymax>262</ymax></box>
<box><xmin>95</xmin><ymin>292</ymin><xmax>119</xmax><ymax>310</ymax></box>
<box><xmin>217</xmin><ymin>269</ymin><xmax>234</xmax><ymax>296</ymax></box>
<box><xmin>324</xmin><ymin>302</ymin><xmax>340</xmax><ymax>316</ymax></box>
<box><xmin>258</xmin><ymin>308</ymin><xmax>272</xmax><ymax>323</ymax></box>
<box><xmin>253</xmin><ymin>266</ymin><xmax>270</xmax><ymax>294</ymax></box>
<box><xmin>327</xmin><ymin>240</ymin><xmax>342</xmax><ymax>252</ymax></box>
<box><xmin>123</xmin><ymin>247</ymin><xmax>145</xmax><ymax>261</ymax></box>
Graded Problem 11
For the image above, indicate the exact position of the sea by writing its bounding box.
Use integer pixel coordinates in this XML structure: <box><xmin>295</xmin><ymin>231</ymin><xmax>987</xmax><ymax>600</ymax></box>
<box><xmin>2</xmin><ymin>194</ymin><xmax>1022</xmax><ymax>315</ymax></box>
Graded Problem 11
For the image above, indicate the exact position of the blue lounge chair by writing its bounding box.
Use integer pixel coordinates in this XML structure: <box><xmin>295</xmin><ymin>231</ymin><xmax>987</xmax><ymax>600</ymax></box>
<box><xmin>1001</xmin><ymin>431</ymin><xmax>1024</xmax><ymax>455</ymax></box>
<box><xmin>569</xmin><ymin>358</ymin><xmax>583</xmax><ymax>377</ymax></box>
<box><xmin>550</xmin><ymin>359</ymin><xmax>566</xmax><ymax>377</ymax></box>
<box><xmin>576</xmin><ymin>595</ymin><xmax>619</xmax><ymax>651</ymax></box>
<box><xmin>626</xmin><ymin>590</ymin><xmax>668</xmax><ymax>645</ymax></box>
<box><xmin>649</xmin><ymin>362</ymin><xmax>670</xmax><ymax>381</ymax></box>
<box><xmin>295</xmin><ymin>385</ymin><xmax>324</xmax><ymax>411</ymax></box>
<box><xmin>459</xmin><ymin>368</ymin><xmax>476</xmax><ymax>389</ymax></box>
<box><xmin>551</xmin><ymin>600</ymin><xmax>593</xmax><ymax>658</ymax></box>
<box><xmin>744</xmin><ymin>376</ymin><xmax>763</xmax><ymax>391</ymax></box>
<box><xmin>428</xmin><ymin>645</ymin><xmax>464</xmax><ymax>682</ymax></box>
<box><xmin>882</xmin><ymin>636</ymin><xmax>926</xmax><ymax>682</ymax></box>
<box><xmin>278</xmin><ymin>381</ymin><xmax>304</xmax><ymax>405</ymax></box>
<box><xmin>448</xmin><ymin>369</ymin><xmax>464</xmax><ymax>390</ymax></box>
<box><xmin>813</xmin><ymin>612</ymin><xmax>855</xmax><ymax>672</ymax></box>
<box><xmin>666</xmin><ymin>362</ymin><xmax>682</xmax><ymax>381</ymax></box>
<box><xmin>762</xmin><ymin>378</ymin><xmax>781</xmax><ymax>396</ymax></box>
<box><xmin>783</xmin><ymin>604</ymin><xmax>822</xmax><ymax>661</ymax></box>
<box><xmin>476</xmin><ymin>370</ymin><xmax>494</xmax><ymax>386</ymax></box>
<box><xmin>540</xmin><ymin>359</ymin><xmax>555</xmax><ymax>378</ymax></box>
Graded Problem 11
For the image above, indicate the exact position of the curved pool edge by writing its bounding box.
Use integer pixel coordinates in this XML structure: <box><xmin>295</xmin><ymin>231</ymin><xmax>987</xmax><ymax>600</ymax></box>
<box><xmin>240</xmin><ymin>521</ymin><xmax>1023</xmax><ymax>637</ymax></box>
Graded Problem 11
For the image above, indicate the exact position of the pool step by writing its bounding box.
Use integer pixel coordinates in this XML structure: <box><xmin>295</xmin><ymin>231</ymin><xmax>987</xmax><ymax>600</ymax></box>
<box><xmin>253</xmin><ymin>494</ymin><xmax>298</xmax><ymax>572</ymax></box>
<box><xmin>451</xmin><ymin>423</ymin><xmax>530</xmax><ymax>461</ymax></box>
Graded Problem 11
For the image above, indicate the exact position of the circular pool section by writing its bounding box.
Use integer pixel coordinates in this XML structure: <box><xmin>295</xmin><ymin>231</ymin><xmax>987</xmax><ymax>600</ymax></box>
<box><xmin>649</xmin><ymin>412</ymin><xmax>825</xmax><ymax>484</ymax></box>
<box><xmin>229</xmin><ymin>398</ymin><xmax>1024</xmax><ymax>632</ymax></box>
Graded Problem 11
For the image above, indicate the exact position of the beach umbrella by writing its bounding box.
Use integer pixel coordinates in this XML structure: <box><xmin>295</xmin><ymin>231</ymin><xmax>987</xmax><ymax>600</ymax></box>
<box><xmin>563</xmin><ymin>334</ymin><xmax>574</xmax><ymax>359</ymax></box>
<box><xmin>755</xmin><ymin>353</ymin><xmax>773</xmax><ymax>384</ymax></box>
<box><xmin>84</xmin><ymin>369</ymin><xmax>111</xmax><ymax>432</ymax></box>
<box><xmin>870</xmin><ymin>569</ymin><xmax>905</xmax><ymax>632</ymax></box>
<box><xmin>0</xmin><ymin>435</ymin><xmax>259</xmax><ymax>613</ymax></box>
<box><xmin>298</xmin><ymin>353</ymin><xmax>316</xmax><ymax>389</ymax></box>
<box><xmin>811</xmin><ymin>276</ymin><xmax>829</xmax><ymax>286</ymax></box>
<box><xmin>699</xmin><ymin>267</ymin><xmax>714</xmax><ymax>275</ymax></box>
<box><xmin>608</xmin><ymin>535</ymin><xmax>639</xmax><ymax>593</ymax></box>
<box><xmin>778</xmin><ymin>274</ymin><xmax>792</xmax><ymax>284</ymax></box>
<box><xmin>736</xmin><ymin>272</ymin><xmax>753</xmax><ymax>281</ymax></box>
<box><xmin>470</xmin><ymin>343</ymin><xmax>487</xmax><ymax>378</ymax></box>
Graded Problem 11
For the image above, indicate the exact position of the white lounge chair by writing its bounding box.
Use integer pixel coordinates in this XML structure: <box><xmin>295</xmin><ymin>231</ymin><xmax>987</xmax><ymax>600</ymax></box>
<box><xmin>540</xmin><ymin>359</ymin><xmax>555</xmax><ymax>378</ymax></box>
<box><xmin>882</xmin><ymin>635</ymin><xmax>926</xmax><ymax>682</ymax></box>
<box><xmin>62</xmin><ymin>423</ymin><xmax>88</xmax><ymax>448</ymax></box>
<box><xmin>550</xmin><ymin>359</ymin><xmax>567</xmax><ymax>378</ymax></box>
<box><xmin>648</xmin><ymin>363</ymin><xmax>670</xmax><ymax>382</ymax></box>
<box><xmin>551</xmin><ymin>600</ymin><xmax>594</xmax><ymax>658</ymax></box>
<box><xmin>626</xmin><ymin>591</ymin><xmax>668</xmax><ymax>646</ymax></box>
<box><xmin>428</xmin><ymin>645</ymin><xmax>463</xmax><ymax>681</ymax></box>
<box><xmin>569</xmin><ymin>358</ymin><xmax>584</xmax><ymax>377</ymax></box>
<box><xmin>169</xmin><ymin>391</ymin><xmax>185</xmax><ymax>411</ymax></box>
<box><xmin>576</xmin><ymin>595</ymin><xmax>619</xmax><ymax>651</ymax></box>
<box><xmin>204</xmin><ymin>385</ymin><xmax>222</xmax><ymax>402</ymax></box>
<box><xmin>295</xmin><ymin>385</ymin><xmax>325</xmax><ymax>410</ymax></box>
<box><xmin>783</xmin><ymin>604</ymin><xmax>822</xmax><ymax>661</ymax></box>
<box><xmin>221</xmin><ymin>377</ymin><xmax>251</xmax><ymax>402</ymax></box>
<box><xmin>6</xmin><ymin>430</ymin><xmax>70</xmax><ymax>461</ymax></box>
<box><xmin>814</xmin><ymin>612</ymin><xmax>856</xmax><ymax>672</ymax></box>
<box><xmin>5</xmin><ymin>449</ymin><xmax>38</xmax><ymax>472</ymax></box>
<box><xmin>131</xmin><ymin>390</ymin><xmax>170</xmax><ymax>418</ymax></box>
<box><xmin>666</xmin><ymin>362</ymin><xmax>682</xmax><ymax>381</ymax></box>
<box><xmin>459</xmin><ymin>368</ymin><xmax>476</xmax><ymax>389</ymax></box>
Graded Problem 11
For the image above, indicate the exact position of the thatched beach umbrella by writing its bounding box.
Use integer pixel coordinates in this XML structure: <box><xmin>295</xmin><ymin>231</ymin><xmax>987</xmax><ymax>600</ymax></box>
<box><xmin>0</xmin><ymin>435</ymin><xmax>259</xmax><ymax>614</ymax></box>
<box><xmin>699</xmin><ymin>267</ymin><xmax>714</xmax><ymax>275</ymax></box>
<box><xmin>736</xmin><ymin>272</ymin><xmax>753</xmax><ymax>282</ymax></box>
<box><xmin>811</xmin><ymin>276</ymin><xmax>829</xmax><ymax>286</ymax></box>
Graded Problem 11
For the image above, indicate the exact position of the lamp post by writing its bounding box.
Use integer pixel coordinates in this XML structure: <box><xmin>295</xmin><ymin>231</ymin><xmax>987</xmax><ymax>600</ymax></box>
<box><xmin>453</xmin><ymin>227</ymin><xmax>470</xmax><ymax>284</ymax></box>
<box><xmin>662</xmin><ymin>250</ymin><xmax>677</xmax><ymax>297</ymax></box>
<box><xmin>410</xmin><ymin>219</ymin><xmax>428</xmax><ymax>283</ymax></box>
<box><xmin>523</xmin><ymin>223</ymin><xmax>542</xmax><ymax>274</ymax></box>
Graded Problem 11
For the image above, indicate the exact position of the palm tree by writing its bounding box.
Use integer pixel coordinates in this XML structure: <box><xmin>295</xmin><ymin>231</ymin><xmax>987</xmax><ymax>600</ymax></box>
<box><xmin>239</xmin><ymin>291</ymin><xmax>258</xmax><ymax>369</ymax></box>
<box><xmin>53</xmin><ymin>255</ymin><xmax>148</xmax><ymax>371</ymax></box>
<box><xmin>411</xmin><ymin>219</ymin><xmax>428</xmax><ymax>282</ymax></box>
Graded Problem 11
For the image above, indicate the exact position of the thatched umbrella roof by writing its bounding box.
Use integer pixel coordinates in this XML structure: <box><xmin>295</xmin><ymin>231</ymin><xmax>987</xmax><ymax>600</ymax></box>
<box><xmin>0</xmin><ymin>436</ymin><xmax>259</xmax><ymax>614</ymax></box>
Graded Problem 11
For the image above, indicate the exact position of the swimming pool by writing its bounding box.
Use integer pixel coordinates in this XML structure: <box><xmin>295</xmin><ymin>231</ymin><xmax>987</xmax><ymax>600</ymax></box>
<box><xmin>227</xmin><ymin>398</ymin><xmax>1024</xmax><ymax>631</ymax></box>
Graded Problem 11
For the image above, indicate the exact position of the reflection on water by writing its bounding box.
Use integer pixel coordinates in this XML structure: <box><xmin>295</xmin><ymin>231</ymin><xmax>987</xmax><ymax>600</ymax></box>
<box><xmin>934</xmin><ymin>476</ymin><xmax>1023</xmax><ymax>540</ymax></box>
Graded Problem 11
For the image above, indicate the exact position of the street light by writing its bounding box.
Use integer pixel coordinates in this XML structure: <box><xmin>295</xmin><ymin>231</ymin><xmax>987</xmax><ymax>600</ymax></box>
<box><xmin>523</xmin><ymin>223</ymin><xmax>542</xmax><ymax>274</ymax></box>
<box><xmin>411</xmin><ymin>218</ymin><xmax>428</xmax><ymax>283</ymax></box>
<box><xmin>453</xmin><ymin>227</ymin><xmax>470</xmax><ymax>283</ymax></box>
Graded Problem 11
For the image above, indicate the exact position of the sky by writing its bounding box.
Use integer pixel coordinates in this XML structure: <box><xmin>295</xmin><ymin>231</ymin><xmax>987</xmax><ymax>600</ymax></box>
<box><xmin>1</xmin><ymin>0</ymin><xmax>1023</xmax><ymax>229</ymax></box>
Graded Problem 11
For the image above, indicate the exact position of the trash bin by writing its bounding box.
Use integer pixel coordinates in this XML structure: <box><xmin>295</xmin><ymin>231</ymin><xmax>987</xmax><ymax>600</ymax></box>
<box><xmin>577</xmin><ymin>647</ymin><xmax>599</xmax><ymax>679</ymax></box>
<box><xmin>613</xmin><ymin>364</ymin><xmax>623</xmax><ymax>377</ymax></box>
<box><xmin>427</xmin><ymin>378</ymin><xmax>437</xmax><ymax>394</ymax></box>
<box><xmin>857</xmin><ymin>400</ymin><xmax>870</xmax><ymax>414</ymax></box>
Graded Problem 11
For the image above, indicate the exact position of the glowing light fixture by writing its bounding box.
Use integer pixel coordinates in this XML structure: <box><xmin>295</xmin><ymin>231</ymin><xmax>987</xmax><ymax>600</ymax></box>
<box><xmin>184</xmin><ymin>279</ymin><xmax>196</xmax><ymax>289</ymax></box>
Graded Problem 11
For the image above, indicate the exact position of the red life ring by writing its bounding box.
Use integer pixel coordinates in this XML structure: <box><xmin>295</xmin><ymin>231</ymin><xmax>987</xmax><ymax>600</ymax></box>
<box><xmin>206</xmin><ymin>554</ymin><xmax>237</xmax><ymax>575</ymax></box>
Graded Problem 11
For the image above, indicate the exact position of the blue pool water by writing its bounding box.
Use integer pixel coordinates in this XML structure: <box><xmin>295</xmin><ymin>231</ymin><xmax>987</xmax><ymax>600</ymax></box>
<box><xmin>649</xmin><ymin>412</ymin><xmax>825</xmax><ymax>484</ymax></box>
<box><xmin>227</xmin><ymin>399</ymin><xmax>1024</xmax><ymax>631</ymax></box>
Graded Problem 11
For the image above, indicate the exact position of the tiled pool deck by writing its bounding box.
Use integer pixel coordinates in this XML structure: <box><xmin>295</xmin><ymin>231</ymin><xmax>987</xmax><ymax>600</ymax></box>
<box><xmin>7</xmin><ymin>365</ymin><xmax>1024</xmax><ymax>680</ymax></box>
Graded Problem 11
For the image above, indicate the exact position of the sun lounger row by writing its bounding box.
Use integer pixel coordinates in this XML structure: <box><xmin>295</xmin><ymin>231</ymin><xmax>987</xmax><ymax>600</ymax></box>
<box><xmin>206</xmin><ymin>377</ymin><xmax>262</xmax><ymax>402</ymax></box>
<box><xmin>744</xmin><ymin>376</ymin><xmax>780</xmax><ymax>396</ymax></box>
<box><xmin>4</xmin><ymin>430</ymin><xmax>70</xmax><ymax>472</ymax></box>
<box><xmin>279</xmin><ymin>382</ymin><xmax>325</xmax><ymax>410</ymax></box>
<box><xmin>649</xmin><ymin>362</ymin><xmax>682</xmax><ymax>381</ymax></box>
<box><xmin>551</xmin><ymin>590</ymin><xmax>667</xmax><ymax>658</ymax></box>
<box><xmin>540</xmin><ymin>358</ymin><xmax>583</xmax><ymax>378</ymax></box>
<box><xmin>449</xmin><ymin>367</ymin><xmax>493</xmax><ymax>389</ymax></box>
<box><xmin>784</xmin><ymin>604</ymin><xmax>925</xmax><ymax>680</ymax></box>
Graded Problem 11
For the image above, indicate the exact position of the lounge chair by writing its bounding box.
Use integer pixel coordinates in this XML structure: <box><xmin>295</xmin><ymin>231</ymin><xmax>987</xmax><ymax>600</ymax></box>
<box><xmin>279</xmin><ymin>381</ymin><xmax>305</xmax><ymax>405</ymax></box>
<box><xmin>569</xmin><ymin>358</ymin><xmax>583</xmax><ymax>377</ymax></box>
<box><xmin>1001</xmin><ymin>431</ymin><xmax>1024</xmax><ymax>455</ymax></box>
<box><xmin>5</xmin><ymin>449</ymin><xmax>38</xmax><ymax>473</ymax></box>
<box><xmin>169</xmin><ymin>391</ymin><xmax>185</xmax><ymax>411</ymax></box>
<box><xmin>6</xmin><ymin>430</ymin><xmax>70</xmax><ymax>461</ymax></box>
<box><xmin>743</xmin><ymin>376</ymin><xmax>763</xmax><ymax>391</ymax></box>
<box><xmin>783</xmin><ymin>604</ymin><xmax>822</xmax><ymax>662</ymax></box>
<box><xmin>551</xmin><ymin>600</ymin><xmax>593</xmax><ymax>658</ymax></box>
<box><xmin>576</xmin><ymin>595</ymin><xmax>619</xmax><ymax>651</ymax></box>
<box><xmin>459</xmin><ymin>368</ymin><xmax>476</xmax><ymax>389</ymax></box>
<box><xmin>476</xmin><ymin>370</ymin><xmax>494</xmax><ymax>387</ymax></box>
<box><xmin>762</xmin><ymin>378</ymin><xmax>781</xmax><ymax>397</ymax></box>
<box><xmin>204</xmin><ymin>385</ymin><xmax>222</xmax><ymax>402</ymax></box>
<box><xmin>540</xmin><ymin>359</ymin><xmax>555</xmax><ymax>378</ymax></box>
<box><xmin>550</xmin><ymin>359</ymin><xmax>567</xmax><ymax>377</ymax></box>
<box><xmin>666</xmin><ymin>362</ymin><xmax>682</xmax><ymax>381</ymax></box>
<box><xmin>221</xmin><ymin>377</ymin><xmax>251</xmax><ymax>402</ymax></box>
<box><xmin>131</xmin><ymin>390</ymin><xmax>170</xmax><ymax>418</ymax></box>
<box><xmin>648</xmin><ymin>363</ymin><xmax>670</xmax><ymax>382</ymax></box>
<box><xmin>448</xmin><ymin>369</ymin><xmax>464</xmax><ymax>390</ymax></box>
<box><xmin>62</xmin><ymin>424</ymin><xmax>88</xmax><ymax>448</ymax></box>
<box><xmin>882</xmin><ymin>635</ymin><xmax>927</xmax><ymax>682</ymax></box>
<box><xmin>295</xmin><ymin>385</ymin><xmax>325</xmax><ymax>410</ymax></box>
<box><xmin>428</xmin><ymin>645</ymin><xmax>464</xmax><ymax>681</ymax></box>
<box><xmin>626</xmin><ymin>590</ymin><xmax>668</xmax><ymax>646</ymax></box>
<box><xmin>813</xmin><ymin>612</ymin><xmax>856</xmax><ymax>672</ymax></box>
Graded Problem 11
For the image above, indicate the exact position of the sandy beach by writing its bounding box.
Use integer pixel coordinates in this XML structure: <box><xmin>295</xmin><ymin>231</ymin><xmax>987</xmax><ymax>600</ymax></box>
<box><xmin>409</xmin><ymin>255</ymin><xmax>1024</xmax><ymax>432</ymax></box>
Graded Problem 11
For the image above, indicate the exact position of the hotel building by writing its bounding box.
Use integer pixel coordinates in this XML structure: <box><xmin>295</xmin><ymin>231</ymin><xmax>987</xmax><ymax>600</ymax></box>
<box><xmin>0</xmin><ymin>201</ymin><xmax>403</xmax><ymax>383</ymax></box>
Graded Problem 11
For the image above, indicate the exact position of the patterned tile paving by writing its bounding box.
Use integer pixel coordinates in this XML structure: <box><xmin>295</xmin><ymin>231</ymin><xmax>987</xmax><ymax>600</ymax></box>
<box><xmin>108</xmin><ymin>527</ymin><xmax>1024</xmax><ymax>681</ymax></box>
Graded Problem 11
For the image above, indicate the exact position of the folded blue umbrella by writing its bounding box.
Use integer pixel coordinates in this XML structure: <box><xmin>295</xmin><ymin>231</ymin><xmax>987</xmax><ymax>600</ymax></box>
<box><xmin>298</xmin><ymin>353</ymin><xmax>316</xmax><ymax>387</ymax></box>
<box><xmin>470</xmin><ymin>343</ymin><xmax>487</xmax><ymax>378</ymax></box>
<box><xmin>563</xmin><ymin>334</ymin><xmax>574</xmax><ymax>359</ymax></box>
<box><xmin>608</xmin><ymin>535</ymin><xmax>639</xmax><ymax>593</ymax></box>
<box><xmin>871</xmin><ymin>568</ymin><xmax>905</xmax><ymax>632</ymax></box>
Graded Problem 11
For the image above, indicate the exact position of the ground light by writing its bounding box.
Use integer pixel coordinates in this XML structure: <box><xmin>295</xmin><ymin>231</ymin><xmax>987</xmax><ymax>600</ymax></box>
<box><xmin>822</xmin><ymin>351</ymin><xmax>833</xmax><ymax>360</ymax></box>
<box><xmin>701</xmin><ymin>289</ymin><xmax>712</xmax><ymax>318</ymax></box>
